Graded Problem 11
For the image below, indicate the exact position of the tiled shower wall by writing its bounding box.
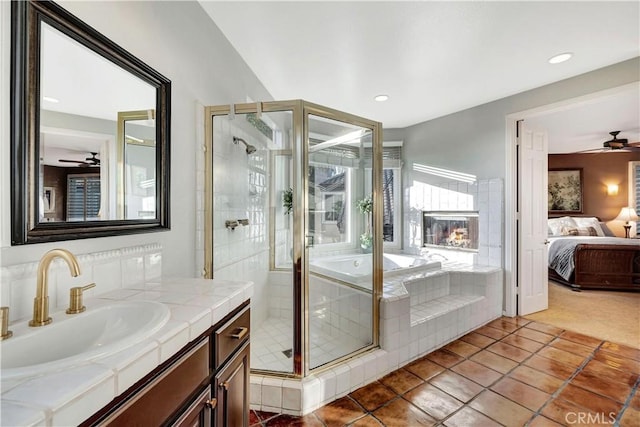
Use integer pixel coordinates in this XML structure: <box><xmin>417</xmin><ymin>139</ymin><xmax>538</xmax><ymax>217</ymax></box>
<box><xmin>207</xmin><ymin>118</ymin><xmax>271</xmax><ymax>326</ymax></box>
<box><xmin>0</xmin><ymin>244</ymin><xmax>162</xmax><ymax>321</ymax></box>
<box><xmin>404</xmin><ymin>178</ymin><xmax>503</xmax><ymax>267</ymax></box>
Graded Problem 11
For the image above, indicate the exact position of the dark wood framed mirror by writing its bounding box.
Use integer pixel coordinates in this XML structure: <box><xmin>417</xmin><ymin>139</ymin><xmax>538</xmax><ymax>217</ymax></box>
<box><xmin>10</xmin><ymin>0</ymin><xmax>171</xmax><ymax>244</ymax></box>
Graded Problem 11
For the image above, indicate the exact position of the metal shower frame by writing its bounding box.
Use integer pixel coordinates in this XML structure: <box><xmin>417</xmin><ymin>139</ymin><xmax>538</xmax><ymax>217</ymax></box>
<box><xmin>204</xmin><ymin>100</ymin><xmax>383</xmax><ymax>378</ymax></box>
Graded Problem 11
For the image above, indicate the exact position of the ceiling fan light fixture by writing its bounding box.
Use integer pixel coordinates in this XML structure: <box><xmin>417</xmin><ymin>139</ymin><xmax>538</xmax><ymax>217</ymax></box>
<box><xmin>604</xmin><ymin>130</ymin><xmax>630</xmax><ymax>150</ymax></box>
<box><xmin>374</xmin><ymin>94</ymin><xmax>389</xmax><ymax>102</ymax></box>
<box><xmin>548</xmin><ymin>52</ymin><xmax>572</xmax><ymax>64</ymax></box>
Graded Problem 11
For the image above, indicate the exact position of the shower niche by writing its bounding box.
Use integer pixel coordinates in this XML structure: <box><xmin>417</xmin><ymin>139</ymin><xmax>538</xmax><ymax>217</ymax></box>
<box><xmin>204</xmin><ymin>101</ymin><xmax>383</xmax><ymax>379</ymax></box>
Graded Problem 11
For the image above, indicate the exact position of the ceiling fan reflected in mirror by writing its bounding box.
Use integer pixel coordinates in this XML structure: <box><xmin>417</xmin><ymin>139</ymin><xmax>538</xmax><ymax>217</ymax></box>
<box><xmin>578</xmin><ymin>131</ymin><xmax>640</xmax><ymax>153</ymax></box>
<box><xmin>58</xmin><ymin>152</ymin><xmax>100</xmax><ymax>167</ymax></box>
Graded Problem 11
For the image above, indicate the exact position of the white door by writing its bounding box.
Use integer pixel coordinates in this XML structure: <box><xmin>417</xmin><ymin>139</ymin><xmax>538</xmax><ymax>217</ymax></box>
<box><xmin>518</xmin><ymin>122</ymin><xmax>549</xmax><ymax>315</ymax></box>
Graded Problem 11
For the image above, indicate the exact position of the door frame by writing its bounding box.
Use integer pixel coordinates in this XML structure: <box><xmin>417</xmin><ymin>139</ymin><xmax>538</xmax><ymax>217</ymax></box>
<box><xmin>504</xmin><ymin>82</ymin><xmax>639</xmax><ymax>316</ymax></box>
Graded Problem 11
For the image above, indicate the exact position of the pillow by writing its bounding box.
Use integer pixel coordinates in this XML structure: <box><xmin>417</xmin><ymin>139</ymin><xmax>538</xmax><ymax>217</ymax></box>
<box><xmin>563</xmin><ymin>226</ymin><xmax>598</xmax><ymax>236</ymax></box>
<box><xmin>572</xmin><ymin>217</ymin><xmax>605</xmax><ymax>237</ymax></box>
<box><xmin>548</xmin><ymin>217</ymin><xmax>578</xmax><ymax>236</ymax></box>
<box><xmin>599</xmin><ymin>222</ymin><xmax>615</xmax><ymax>237</ymax></box>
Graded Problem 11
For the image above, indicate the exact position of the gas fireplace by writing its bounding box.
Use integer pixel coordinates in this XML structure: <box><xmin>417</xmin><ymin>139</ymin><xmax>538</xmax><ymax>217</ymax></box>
<box><xmin>423</xmin><ymin>211</ymin><xmax>479</xmax><ymax>251</ymax></box>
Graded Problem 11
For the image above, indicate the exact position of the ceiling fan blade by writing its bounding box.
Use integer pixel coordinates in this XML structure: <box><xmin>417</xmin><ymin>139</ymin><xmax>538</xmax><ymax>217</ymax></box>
<box><xmin>59</xmin><ymin>159</ymin><xmax>88</xmax><ymax>164</ymax></box>
<box><xmin>575</xmin><ymin>148</ymin><xmax>607</xmax><ymax>153</ymax></box>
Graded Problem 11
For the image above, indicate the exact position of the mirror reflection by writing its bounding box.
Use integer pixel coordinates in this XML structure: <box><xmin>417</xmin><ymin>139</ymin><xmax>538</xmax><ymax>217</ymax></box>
<box><xmin>118</xmin><ymin>111</ymin><xmax>157</xmax><ymax>219</ymax></box>
<box><xmin>39</xmin><ymin>22</ymin><xmax>157</xmax><ymax>223</ymax></box>
<box><xmin>11</xmin><ymin>0</ymin><xmax>170</xmax><ymax>244</ymax></box>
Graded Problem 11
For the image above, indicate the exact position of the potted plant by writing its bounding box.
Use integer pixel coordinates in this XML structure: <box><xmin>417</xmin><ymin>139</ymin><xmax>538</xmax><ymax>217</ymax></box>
<box><xmin>283</xmin><ymin>188</ymin><xmax>293</xmax><ymax>215</ymax></box>
<box><xmin>356</xmin><ymin>195</ymin><xmax>373</xmax><ymax>251</ymax></box>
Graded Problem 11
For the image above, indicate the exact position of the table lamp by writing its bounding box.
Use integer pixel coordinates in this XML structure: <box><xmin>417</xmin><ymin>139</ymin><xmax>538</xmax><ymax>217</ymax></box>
<box><xmin>615</xmin><ymin>206</ymin><xmax>639</xmax><ymax>238</ymax></box>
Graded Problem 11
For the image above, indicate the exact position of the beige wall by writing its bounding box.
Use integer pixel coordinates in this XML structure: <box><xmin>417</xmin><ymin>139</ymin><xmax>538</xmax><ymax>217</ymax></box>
<box><xmin>549</xmin><ymin>151</ymin><xmax>639</xmax><ymax>236</ymax></box>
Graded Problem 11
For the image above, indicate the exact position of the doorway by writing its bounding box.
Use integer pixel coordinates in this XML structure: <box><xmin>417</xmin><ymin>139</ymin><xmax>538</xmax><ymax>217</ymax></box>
<box><xmin>505</xmin><ymin>82</ymin><xmax>640</xmax><ymax>316</ymax></box>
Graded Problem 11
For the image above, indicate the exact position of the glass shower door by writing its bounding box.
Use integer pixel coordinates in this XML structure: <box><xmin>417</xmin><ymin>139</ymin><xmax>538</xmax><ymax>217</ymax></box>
<box><xmin>206</xmin><ymin>100</ymin><xmax>381</xmax><ymax>378</ymax></box>
<box><xmin>305</xmin><ymin>111</ymin><xmax>377</xmax><ymax>371</ymax></box>
<box><xmin>208</xmin><ymin>108</ymin><xmax>296</xmax><ymax>376</ymax></box>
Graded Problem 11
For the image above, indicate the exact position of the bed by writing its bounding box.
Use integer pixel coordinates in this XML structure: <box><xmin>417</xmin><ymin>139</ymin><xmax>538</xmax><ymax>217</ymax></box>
<box><xmin>547</xmin><ymin>216</ymin><xmax>640</xmax><ymax>291</ymax></box>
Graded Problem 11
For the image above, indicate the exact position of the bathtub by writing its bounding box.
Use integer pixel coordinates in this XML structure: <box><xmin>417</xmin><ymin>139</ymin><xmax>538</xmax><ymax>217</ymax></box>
<box><xmin>309</xmin><ymin>253</ymin><xmax>441</xmax><ymax>286</ymax></box>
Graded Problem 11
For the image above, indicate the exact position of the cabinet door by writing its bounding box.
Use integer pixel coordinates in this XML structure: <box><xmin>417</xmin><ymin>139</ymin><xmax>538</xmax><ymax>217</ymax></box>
<box><xmin>172</xmin><ymin>387</ymin><xmax>212</xmax><ymax>427</ymax></box>
<box><xmin>214</xmin><ymin>341</ymin><xmax>249</xmax><ymax>427</ymax></box>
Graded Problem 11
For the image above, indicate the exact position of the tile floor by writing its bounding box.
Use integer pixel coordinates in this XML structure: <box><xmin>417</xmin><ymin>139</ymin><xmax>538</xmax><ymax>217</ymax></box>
<box><xmin>249</xmin><ymin>317</ymin><xmax>640</xmax><ymax>426</ymax></box>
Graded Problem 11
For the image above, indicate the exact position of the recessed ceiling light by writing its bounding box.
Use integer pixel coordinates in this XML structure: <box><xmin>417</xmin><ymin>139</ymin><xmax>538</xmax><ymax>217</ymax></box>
<box><xmin>43</xmin><ymin>96</ymin><xmax>59</xmax><ymax>103</ymax></box>
<box><xmin>548</xmin><ymin>52</ymin><xmax>573</xmax><ymax>64</ymax></box>
<box><xmin>374</xmin><ymin>94</ymin><xmax>389</xmax><ymax>102</ymax></box>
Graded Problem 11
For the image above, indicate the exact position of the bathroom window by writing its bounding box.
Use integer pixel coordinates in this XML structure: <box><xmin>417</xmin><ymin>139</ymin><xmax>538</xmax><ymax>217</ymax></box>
<box><xmin>309</xmin><ymin>164</ymin><xmax>351</xmax><ymax>246</ymax></box>
<box><xmin>321</xmin><ymin>192</ymin><xmax>344</xmax><ymax>225</ymax></box>
<box><xmin>364</xmin><ymin>142</ymin><xmax>402</xmax><ymax>247</ymax></box>
<box><xmin>365</xmin><ymin>167</ymin><xmax>401</xmax><ymax>248</ymax></box>
<box><xmin>67</xmin><ymin>174</ymin><xmax>101</xmax><ymax>221</ymax></box>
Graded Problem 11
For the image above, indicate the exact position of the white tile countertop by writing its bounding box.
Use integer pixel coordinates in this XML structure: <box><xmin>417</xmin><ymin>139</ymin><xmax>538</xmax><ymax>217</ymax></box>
<box><xmin>0</xmin><ymin>277</ymin><xmax>253</xmax><ymax>427</ymax></box>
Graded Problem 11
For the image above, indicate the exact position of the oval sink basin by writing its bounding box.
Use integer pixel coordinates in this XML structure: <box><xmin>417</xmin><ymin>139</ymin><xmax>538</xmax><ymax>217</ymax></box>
<box><xmin>1</xmin><ymin>300</ymin><xmax>170</xmax><ymax>379</ymax></box>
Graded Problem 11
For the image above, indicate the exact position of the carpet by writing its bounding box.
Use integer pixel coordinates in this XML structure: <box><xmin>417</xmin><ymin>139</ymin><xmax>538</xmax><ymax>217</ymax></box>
<box><xmin>524</xmin><ymin>281</ymin><xmax>640</xmax><ymax>348</ymax></box>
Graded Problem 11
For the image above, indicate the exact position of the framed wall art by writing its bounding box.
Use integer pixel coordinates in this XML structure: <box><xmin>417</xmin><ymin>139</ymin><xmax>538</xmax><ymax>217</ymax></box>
<box><xmin>548</xmin><ymin>168</ymin><xmax>583</xmax><ymax>214</ymax></box>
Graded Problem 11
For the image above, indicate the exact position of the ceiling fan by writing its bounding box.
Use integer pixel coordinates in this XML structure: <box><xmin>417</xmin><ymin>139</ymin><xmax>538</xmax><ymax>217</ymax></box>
<box><xmin>58</xmin><ymin>152</ymin><xmax>100</xmax><ymax>167</ymax></box>
<box><xmin>578</xmin><ymin>131</ymin><xmax>640</xmax><ymax>153</ymax></box>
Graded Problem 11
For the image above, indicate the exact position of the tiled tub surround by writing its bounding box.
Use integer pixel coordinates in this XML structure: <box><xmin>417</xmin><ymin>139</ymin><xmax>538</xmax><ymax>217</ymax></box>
<box><xmin>0</xmin><ymin>277</ymin><xmax>254</xmax><ymax>426</ymax></box>
<box><xmin>249</xmin><ymin>262</ymin><xmax>502</xmax><ymax>415</ymax></box>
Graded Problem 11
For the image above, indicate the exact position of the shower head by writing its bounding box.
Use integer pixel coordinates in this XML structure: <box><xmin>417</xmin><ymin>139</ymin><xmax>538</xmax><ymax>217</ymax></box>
<box><xmin>233</xmin><ymin>136</ymin><xmax>257</xmax><ymax>155</ymax></box>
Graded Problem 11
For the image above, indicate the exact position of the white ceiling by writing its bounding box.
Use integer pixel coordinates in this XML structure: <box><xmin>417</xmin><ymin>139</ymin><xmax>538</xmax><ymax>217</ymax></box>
<box><xmin>528</xmin><ymin>85</ymin><xmax>640</xmax><ymax>154</ymax></box>
<box><xmin>200</xmin><ymin>1</ymin><xmax>640</xmax><ymax>152</ymax></box>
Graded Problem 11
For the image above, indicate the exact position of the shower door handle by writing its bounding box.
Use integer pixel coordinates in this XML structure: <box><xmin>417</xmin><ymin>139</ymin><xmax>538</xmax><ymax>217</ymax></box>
<box><xmin>306</xmin><ymin>235</ymin><xmax>314</xmax><ymax>248</ymax></box>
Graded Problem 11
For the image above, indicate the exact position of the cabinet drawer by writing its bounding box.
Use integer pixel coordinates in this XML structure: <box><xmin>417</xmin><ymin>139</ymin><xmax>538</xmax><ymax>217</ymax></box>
<box><xmin>100</xmin><ymin>337</ymin><xmax>210</xmax><ymax>426</ymax></box>
<box><xmin>215</xmin><ymin>306</ymin><xmax>250</xmax><ymax>369</ymax></box>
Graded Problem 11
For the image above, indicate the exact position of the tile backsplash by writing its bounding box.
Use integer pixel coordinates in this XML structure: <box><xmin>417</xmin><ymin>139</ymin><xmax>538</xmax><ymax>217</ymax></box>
<box><xmin>0</xmin><ymin>244</ymin><xmax>162</xmax><ymax>321</ymax></box>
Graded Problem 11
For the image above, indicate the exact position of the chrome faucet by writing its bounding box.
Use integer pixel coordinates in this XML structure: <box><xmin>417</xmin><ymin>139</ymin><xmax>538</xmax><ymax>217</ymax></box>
<box><xmin>30</xmin><ymin>249</ymin><xmax>81</xmax><ymax>327</ymax></box>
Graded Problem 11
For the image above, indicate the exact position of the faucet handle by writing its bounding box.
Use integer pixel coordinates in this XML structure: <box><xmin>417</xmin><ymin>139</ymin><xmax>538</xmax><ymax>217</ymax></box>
<box><xmin>66</xmin><ymin>283</ymin><xmax>96</xmax><ymax>314</ymax></box>
<box><xmin>1</xmin><ymin>307</ymin><xmax>13</xmax><ymax>340</ymax></box>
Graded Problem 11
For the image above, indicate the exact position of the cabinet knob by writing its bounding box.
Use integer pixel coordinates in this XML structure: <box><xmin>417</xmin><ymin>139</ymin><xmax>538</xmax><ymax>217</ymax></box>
<box><xmin>220</xmin><ymin>381</ymin><xmax>229</xmax><ymax>391</ymax></box>
<box><xmin>205</xmin><ymin>398</ymin><xmax>217</xmax><ymax>409</ymax></box>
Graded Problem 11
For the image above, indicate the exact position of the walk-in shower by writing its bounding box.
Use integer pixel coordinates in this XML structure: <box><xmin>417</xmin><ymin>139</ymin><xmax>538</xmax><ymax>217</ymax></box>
<box><xmin>204</xmin><ymin>101</ymin><xmax>382</xmax><ymax>378</ymax></box>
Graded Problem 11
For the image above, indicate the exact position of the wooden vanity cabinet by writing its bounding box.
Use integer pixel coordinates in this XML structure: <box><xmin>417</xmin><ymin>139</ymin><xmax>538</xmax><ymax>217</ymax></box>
<box><xmin>172</xmin><ymin>387</ymin><xmax>213</xmax><ymax>427</ymax></box>
<box><xmin>84</xmin><ymin>336</ymin><xmax>211</xmax><ymax>426</ymax></box>
<box><xmin>212</xmin><ymin>304</ymin><xmax>251</xmax><ymax>427</ymax></box>
<box><xmin>81</xmin><ymin>301</ymin><xmax>250</xmax><ymax>427</ymax></box>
